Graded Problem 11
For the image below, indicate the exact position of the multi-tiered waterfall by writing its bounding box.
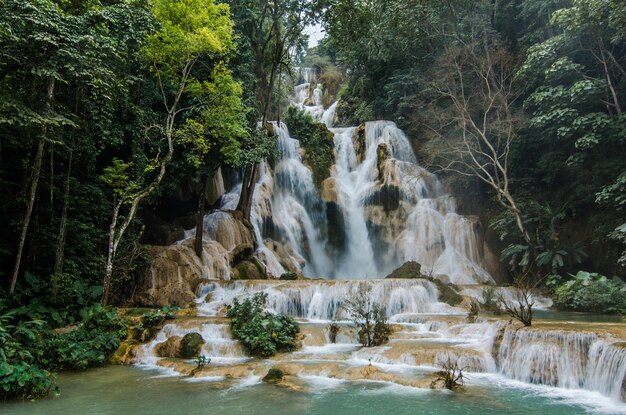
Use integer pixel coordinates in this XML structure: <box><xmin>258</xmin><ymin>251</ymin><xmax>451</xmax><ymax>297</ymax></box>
<box><xmin>181</xmin><ymin>67</ymin><xmax>493</xmax><ymax>284</ymax></box>
<box><xmin>132</xmin><ymin>68</ymin><xmax>626</xmax><ymax>411</ymax></box>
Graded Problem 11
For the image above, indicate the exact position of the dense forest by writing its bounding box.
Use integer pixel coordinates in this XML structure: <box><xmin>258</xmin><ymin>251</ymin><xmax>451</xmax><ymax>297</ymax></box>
<box><xmin>0</xmin><ymin>0</ymin><xmax>625</xmax><ymax>402</ymax></box>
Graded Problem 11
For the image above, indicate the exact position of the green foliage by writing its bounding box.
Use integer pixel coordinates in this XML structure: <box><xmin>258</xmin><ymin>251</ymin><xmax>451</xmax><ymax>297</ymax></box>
<box><xmin>226</xmin><ymin>293</ymin><xmax>300</xmax><ymax>357</ymax></box>
<box><xmin>284</xmin><ymin>106</ymin><xmax>335</xmax><ymax>188</ymax></box>
<box><xmin>0</xmin><ymin>307</ymin><xmax>55</xmax><ymax>400</ymax></box>
<box><xmin>41</xmin><ymin>305</ymin><xmax>129</xmax><ymax>370</ymax></box>
<box><xmin>0</xmin><ymin>301</ymin><xmax>129</xmax><ymax>399</ymax></box>
<box><xmin>552</xmin><ymin>271</ymin><xmax>626</xmax><ymax>314</ymax></box>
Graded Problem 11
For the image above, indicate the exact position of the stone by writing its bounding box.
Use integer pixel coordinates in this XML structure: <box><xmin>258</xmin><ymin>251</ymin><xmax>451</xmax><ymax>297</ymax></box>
<box><xmin>262</xmin><ymin>367</ymin><xmax>285</xmax><ymax>384</ymax></box>
<box><xmin>229</xmin><ymin>243</ymin><xmax>254</xmax><ymax>266</ymax></box>
<box><xmin>233</xmin><ymin>259</ymin><xmax>266</xmax><ymax>280</ymax></box>
<box><xmin>180</xmin><ymin>333</ymin><xmax>205</xmax><ymax>358</ymax></box>
<box><xmin>376</xmin><ymin>142</ymin><xmax>391</xmax><ymax>182</ymax></box>
<box><xmin>155</xmin><ymin>336</ymin><xmax>182</xmax><ymax>358</ymax></box>
<box><xmin>385</xmin><ymin>261</ymin><xmax>422</xmax><ymax>279</ymax></box>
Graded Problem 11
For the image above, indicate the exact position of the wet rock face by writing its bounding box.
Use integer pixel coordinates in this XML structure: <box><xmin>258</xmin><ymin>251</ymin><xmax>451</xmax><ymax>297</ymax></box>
<box><xmin>133</xmin><ymin>245</ymin><xmax>202</xmax><ymax>308</ymax></box>
<box><xmin>180</xmin><ymin>332</ymin><xmax>205</xmax><ymax>358</ymax></box>
<box><xmin>363</xmin><ymin>185</ymin><xmax>401</xmax><ymax>213</ymax></box>
<box><xmin>135</xmin><ymin>210</ymin><xmax>260</xmax><ymax>306</ymax></box>
<box><xmin>233</xmin><ymin>259</ymin><xmax>267</xmax><ymax>280</ymax></box>
<box><xmin>155</xmin><ymin>336</ymin><xmax>182</xmax><ymax>358</ymax></box>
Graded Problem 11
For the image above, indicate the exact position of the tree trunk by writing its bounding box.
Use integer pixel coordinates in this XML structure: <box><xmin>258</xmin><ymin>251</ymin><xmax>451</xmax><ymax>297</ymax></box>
<box><xmin>9</xmin><ymin>78</ymin><xmax>54</xmax><ymax>294</ymax></box>
<box><xmin>52</xmin><ymin>150</ymin><xmax>72</xmax><ymax>298</ymax></box>
<box><xmin>194</xmin><ymin>176</ymin><xmax>206</xmax><ymax>257</ymax></box>
<box><xmin>102</xmin><ymin>201</ymin><xmax>121</xmax><ymax>306</ymax></box>
<box><xmin>236</xmin><ymin>163</ymin><xmax>259</xmax><ymax>221</ymax></box>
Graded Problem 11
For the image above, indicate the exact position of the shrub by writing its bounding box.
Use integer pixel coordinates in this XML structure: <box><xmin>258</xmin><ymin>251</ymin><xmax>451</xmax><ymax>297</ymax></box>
<box><xmin>431</xmin><ymin>357</ymin><xmax>465</xmax><ymax>390</ymax></box>
<box><xmin>226</xmin><ymin>293</ymin><xmax>300</xmax><ymax>357</ymax></box>
<box><xmin>343</xmin><ymin>284</ymin><xmax>393</xmax><ymax>347</ymax></box>
<box><xmin>41</xmin><ymin>305</ymin><xmax>129</xmax><ymax>371</ymax></box>
<box><xmin>553</xmin><ymin>271</ymin><xmax>626</xmax><ymax>314</ymax></box>
<box><xmin>0</xmin><ymin>309</ymin><xmax>55</xmax><ymax>400</ymax></box>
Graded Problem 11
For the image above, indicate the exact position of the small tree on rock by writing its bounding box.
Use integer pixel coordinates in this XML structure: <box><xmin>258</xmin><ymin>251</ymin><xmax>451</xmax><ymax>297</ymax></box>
<box><xmin>343</xmin><ymin>284</ymin><xmax>393</xmax><ymax>347</ymax></box>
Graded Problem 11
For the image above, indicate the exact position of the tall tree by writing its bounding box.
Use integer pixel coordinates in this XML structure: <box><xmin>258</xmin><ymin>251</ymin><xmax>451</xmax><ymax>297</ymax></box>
<box><xmin>228</xmin><ymin>0</ymin><xmax>315</xmax><ymax>221</ymax></box>
<box><xmin>100</xmin><ymin>0</ymin><xmax>236</xmax><ymax>305</ymax></box>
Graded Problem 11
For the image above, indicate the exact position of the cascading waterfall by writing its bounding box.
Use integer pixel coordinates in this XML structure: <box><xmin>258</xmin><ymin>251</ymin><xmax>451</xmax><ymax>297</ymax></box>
<box><xmin>497</xmin><ymin>328</ymin><xmax>626</xmax><ymax>401</ymax></box>
<box><xmin>133</xmin><ymin>275</ymin><xmax>626</xmax><ymax>405</ymax></box>
<box><xmin>183</xmin><ymin>67</ymin><xmax>494</xmax><ymax>283</ymax></box>
<box><xmin>195</xmin><ymin>279</ymin><xmax>457</xmax><ymax>320</ymax></box>
<box><xmin>136</xmin><ymin>66</ymin><xmax>626</xmax><ymax>409</ymax></box>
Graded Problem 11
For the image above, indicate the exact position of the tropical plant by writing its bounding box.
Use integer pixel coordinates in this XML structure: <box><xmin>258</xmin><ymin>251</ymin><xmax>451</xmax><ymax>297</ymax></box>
<box><xmin>226</xmin><ymin>293</ymin><xmax>300</xmax><ymax>357</ymax></box>
<box><xmin>552</xmin><ymin>271</ymin><xmax>626</xmax><ymax>314</ymax></box>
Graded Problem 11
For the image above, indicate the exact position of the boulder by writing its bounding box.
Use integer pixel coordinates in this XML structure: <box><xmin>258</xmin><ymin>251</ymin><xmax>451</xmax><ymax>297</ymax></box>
<box><xmin>233</xmin><ymin>259</ymin><xmax>266</xmax><ymax>280</ymax></box>
<box><xmin>155</xmin><ymin>336</ymin><xmax>182</xmax><ymax>358</ymax></box>
<box><xmin>229</xmin><ymin>243</ymin><xmax>254</xmax><ymax>266</ymax></box>
<box><xmin>262</xmin><ymin>367</ymin><xmax>285</xmax><ymax>384</ymax></box>
<box><xmin>180</xmin><ymin>332</ymin><xmax>205</xmax><ymax>358</ymax></box>
<box><xmin>133</xmin><ymin>245</ymin><xmax>201</xmax><ymax>308</ymax></box>
<box><xmin>385</xmin><ymin>261</ymin><xmax>423</xmax><ymax>279</ymax></box>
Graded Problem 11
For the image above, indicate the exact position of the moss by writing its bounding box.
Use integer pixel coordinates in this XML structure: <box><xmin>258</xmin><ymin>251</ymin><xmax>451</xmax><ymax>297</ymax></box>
<box><xmin>284</xmin><ymin>107</ymin><xmax>335</xmax><ymax>189</ymax></box>
<box><xmin>180</xmin><ymin>332</ymin><xmax>205</xmax><ymax>358</ymax></box>
<box><xmin>110</xmin><ymin>339</ymin><xmax>138</xmax><ymax>365</ymax></box>
<box><xmin>280</xmin><ymin>272</ymin><xmax>298</xmax><ymax>280</ymax></box>
<box><xmin>262</xmin><ymin>367</ymin><xmax>285</xmax><ymax>383</ymax></box>
<box><xmin>385</xmin><ymin>261</ymin><xmax>422</xmax><ymax>278</ymax></box>
<box><xmin>432</xmin><ymin>279</ymin><xmax>463</xmax><ymax>306</ymax></box>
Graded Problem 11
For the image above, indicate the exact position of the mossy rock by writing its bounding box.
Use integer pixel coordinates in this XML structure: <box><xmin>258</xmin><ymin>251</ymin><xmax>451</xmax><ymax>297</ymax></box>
<box><xmin>110</xmin><ymin>339</ymin><xmax>139</xmax><ymax>365</ymax></box>
<box><xmin>180</xmin><ymin>332</ymin><xmax>205</xmax><ymax>358</ymax></box>
<box><xmin>280</xmin><ymin>272</ymin><xmax>299</xmax><ymax>280</ymax></box>
<box><xmin>385</xmin><ymin>261</ymin><xmax>463</xmax><ymax>306</ymax></box>
<box><xmin>233</xmin><ymin>259</ymin><xmax>267</xmax><ymax>280</ymax></box>
<box><xmin>432</xmin><ymin>280</ymin><xmax>463</xmax><ymax>306</ymax></box>
<box><xmin>385</xmin><ymin>261</ymin><xmax>423</xmax><ymax>279</ymax></box>
<box><xmin>263</xmin><ymin>367</ymin><xmax>284</xmax><ymax>384</ymax></box>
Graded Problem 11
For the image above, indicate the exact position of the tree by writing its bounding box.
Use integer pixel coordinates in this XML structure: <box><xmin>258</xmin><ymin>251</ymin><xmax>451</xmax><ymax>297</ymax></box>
<box><xmin>177</xmin><ymin>63</ymin><xmax>246</xmax><ymax>257</ymax></box>
<box><xmin>497</xmin><ymin>274</ymin><xmax>535</xmax><ymax>326</ymax></box>
<box><xmin>343</xmin><ymin>284</ymin><xmax>393</xmax><ymax>347</ymax></box>
<box><xmin>425</xmin><ymin>38</ymin><xmax>532</xmax><ymax>245</ymax></box>
<box><xmin>100</xmin><ymin>0</ymin><xmax>236</xmax><ymax>305</ymax></box>
<box><xmin>228</xmin><ymin>0</ymin><xmax>316</xmax><ymax>221</ymax></box>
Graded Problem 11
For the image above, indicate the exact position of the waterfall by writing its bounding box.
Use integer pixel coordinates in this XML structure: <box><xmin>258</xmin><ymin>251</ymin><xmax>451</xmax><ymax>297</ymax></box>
<box><xmin>497</xmin><ymin>328</ymin><xmax>626</xmax><ymax>401</ymax></box>
<box><xmin>195</xmin><ymin>279</ymin><xmax>457</xmax><ymax>320</ymax></box>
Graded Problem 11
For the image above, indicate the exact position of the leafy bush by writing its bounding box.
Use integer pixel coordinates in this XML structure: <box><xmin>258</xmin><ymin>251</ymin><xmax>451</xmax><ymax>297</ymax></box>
<box><xmin>226</xmin><ymin>293</ymin><xmax>299</xmax><ymax>357</ymax></box>
<box><xmin>141</xmin><ymin>310</ymin><xmax>166</xmax><ymax>328</ymax></box>
<box><xmin>41</xmin><ymin>305</ymin><xmax>128</xmax><ymax>371</ymax></box>
<box><xmin>0</xmin><ymin>308</ymin><xmax>55</xmax><ymax>400</ymax></box>
<box><xmin>552</xmin><ymin>271</ymin><xmax>626</xmax><ymax>314</ymax></box>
